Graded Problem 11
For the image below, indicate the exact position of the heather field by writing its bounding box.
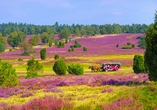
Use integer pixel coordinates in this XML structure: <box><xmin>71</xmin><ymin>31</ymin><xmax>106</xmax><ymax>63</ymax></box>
<box><xmin>1</xmin><ymin>33</ymin><xmax>157</xmax><ymax>110</ymax></box>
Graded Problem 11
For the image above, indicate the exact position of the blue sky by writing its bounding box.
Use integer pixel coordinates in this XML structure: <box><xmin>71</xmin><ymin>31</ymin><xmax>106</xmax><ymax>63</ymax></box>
<box><xmin>0</xmin><ymin>0</ymin><xmax>156</xmax><ymax>25</ymax></box>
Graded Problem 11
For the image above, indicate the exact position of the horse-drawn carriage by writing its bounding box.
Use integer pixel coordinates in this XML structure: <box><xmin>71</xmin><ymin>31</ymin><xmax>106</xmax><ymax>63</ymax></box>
<box><xmin>101</xmin><ymin>63</ymin><xmax>121</xmax><ymax>72</ymax></box>
<box><xmin>89</xmin><ymin>62</ymin><xmax>121</xmax><ymax>72</ymax></box>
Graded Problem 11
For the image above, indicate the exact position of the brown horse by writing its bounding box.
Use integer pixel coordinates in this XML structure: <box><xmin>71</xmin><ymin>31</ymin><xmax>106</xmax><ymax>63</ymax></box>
<box><xmin>89</xmin><ymin>66</ymin><xmax>100</xmax><ymax>72</ymax></box>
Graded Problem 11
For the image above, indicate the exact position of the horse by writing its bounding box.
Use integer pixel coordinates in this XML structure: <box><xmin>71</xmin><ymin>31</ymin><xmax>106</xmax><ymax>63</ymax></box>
<box><xmin>89</xmin><ymin>66</ymin><xmax>100</xmax><ymax>72</ymax></box>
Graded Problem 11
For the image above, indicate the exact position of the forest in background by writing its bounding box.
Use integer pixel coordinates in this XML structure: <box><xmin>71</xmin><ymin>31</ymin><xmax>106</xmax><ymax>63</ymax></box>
<box><xmin>0</xmin><ymin>22</ymin><xmax>149</xmax><ymax>36</ymax></box>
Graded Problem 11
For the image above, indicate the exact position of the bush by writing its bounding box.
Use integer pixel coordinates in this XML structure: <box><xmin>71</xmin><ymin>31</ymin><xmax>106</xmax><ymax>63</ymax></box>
<box><xmin>133</xmin><ymin>54</ymin><xmax>145</xmax><ymax>74</ymax></box>
<box><xmin>21</xmin><ymin>52</ymin><xmax>30</xmax><ymax>56</ymax></box>
<box><xmin>25</xmin><ymin>71</ymin><xmax>40</xmax><ymax>79</ymax></box>
<box><xmin>27</xmin><ymin>57</ymin><xmax>43</xmax><ymax>73</ymax></box>
<box><xmin>132</xmin><ymin>44</ymin><xmax>135</xmax><ymax>48</ymax></box>
<box><xmin>55</xmin><ymin>40</ymin><xmax>58</xmax><ymax>46</ymax></box>
<box><xmin>127</xmin><ymin>42</ymin><xmax>131</xmax><ymax>45</ymax></box>
<box><xmin>68</xmin><ymin>48</ymin><xmax>72</xmax><ymax>52</ymax></box>
<box><xmin>0</xmin><ymin>43</ymin><xmax>5</xmax><ymax>53</ymax></box>
<box><xmin>9</xmin><ymin>49</ymin><xmax>12</xmax><ymax>51</ymax></box>
<box><xmin>40</xmin><ymin>48</ymin><xmax>46</xmax><ymax>60</ymax></box>
<box><xmin>69</xmin><ymin>38</ymin><xmax>72</xmax><ymax>41</ymax></box>
<box><xmin>116</xmin><ymin>44</ymin><xmax>119</xmax><ymax>47</ymax></box>
<box><xmin>53</xmin><ymin>59</ymin><xmax>67</xmax><ymax>75</ymax></box>
<box><xmin>54</xmin><ymin>54</ymin><xmax>59</xmax><ymax>60</ymax></box>
<box><xmin>70</xmin><ymin>44</ymin><xmax>82</xmax><ymax>48</ymax></box>
<box><xmin>0</xmin><ymin>62</ymin><xmax>19</xmax><ymax>87</ymax></box>
<box><xmin>67</xmin><ymin>64</ymin><xmax>84</xmax><ymax>75</ymax></box>
<box><xmin>49</xmin><ymin>40</ymin><xmax>53</xmax><ymax>47</ymax></box>
<box><xmin>71</xmin><ymin>46</ymin><xmax>74</xmax><ymax>51</ymax></box>
<box><xmin>121</xmin><ymin>46</ymin><xmax>132</xmax><ymax>49</ymax></box>
<box><xmin>83</xmin><ymin>47</ymin><xmax>87</xmax><ymax>51</ymax></box>
<box><xmin>75</xmin><ymin>40</ymin><xmax>78</xmax><ymax>44</ymax></box>
<box><xmin>18</xmin><ymin>58</ymin><xmax>23</xmax><ymax>61</ymax></box>
<box><xmin>65</xmin><ymin>38</ymin><xmax>68</xmax><ymax>44</ymax></box>
<box><xmin>57</xmin><ymin>41</ymin><xmax>65</xmax><ymax>48</ymax></box>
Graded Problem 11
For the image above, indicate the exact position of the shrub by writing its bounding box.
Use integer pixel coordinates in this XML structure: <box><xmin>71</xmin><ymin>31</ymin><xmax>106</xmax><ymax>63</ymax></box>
<box><xmin>54</xmin><ymin>54</ymin><xmax>59</xmax><ymax>60</ymax></box>
<box><xmin>57</xmin><ymin>41</ymin><xmax>65</xmax><ymax>48</ymax></box>
<box><xmin>25</xmin><ymin>71</ymin><xmax>40</xmax><ymax>79</ymax></box>
<box><xmin>65</xmin><ymin>38</ymin><xmax>68</xmax><ymax>44</ymax></box>
<box><xmin>68</xmin><ymin>48</ymin><xmax>72</xmax><ymax>52</ymax></box>
<box><xmin>132</xmin><ymin>44</ymin><xmax>135</xmax><ymax>48</ymax></box>
<box><xmin>27</xmin><ymin>57</ymin><xmax>43</xmax><ymax>73</ymax></box>
<box><xmin>127</xmin><ymin>42</ymin><xmax>131</xmax><ymax>45</ymax></box>
<box><xmin>40</xmin><ymin>48</ymin><xmax>46</xmax><ymax>60</ymax></box>
<box><xmin>0</xmin><ymin>43</ymin><xmax>5</xmax><ymax>53</ymax></box>
<box><xmin>71</xmin><ymin>46</ymin><xmax>75</xmax><ymax>51</ymax></box>
<box><xmin>75</xmin><ymin>40</ymin><xmax>78</xmax><ymax>44</ymax></box>
<box><xmin>53</xmin><ymin>59</ymin><xmax>67</xmax><ymax>75</ymax></box>
<box><xmin>0</xmin><ymin>62</ymin><xmax>19</xmax><ymax>87</ymax></box>
<box><xmin>133</xmin><ymin>54</ymin><xmax>145</xmax><ymax>74</ymax></box>
<box><xmin>49</xmin><ymin>40</ymin><xmax>53</xmax><ymax>47</ymax></box>
<box><xmin>18</xmin><ymin>58</ymin><xmax>23</xmax><ymax>61</ymax></box>
<box><xmin>69</xmin><ymin>38</ymin><xmax>72</xmax><ymax>41</ymax></box>
<box><xmin>121</xmin><ymin>46</ymin><xmax>132</xmax><ymax>49</ymax></box>
<box><xmin>144</xmin><ymin>22</ymin><xmax>157</xmax><ymax>81</ymax></box>
<box><xmin>21</xmin><ymin>52</ymin><xmax>30</xmax><ymax>56</ymax></box>
<box><xmin>116</xmin><ymin>44</ymin><xmax>119</xmax><ymax>47</ymax></box>
<box><xmin>70</xmin><ymin>44</ymin><xmax>82</xmax><ymax>48</ymax></box>
<box><xmin>83</xmin><ymin>47</ymin><xmax>87</xmax><ymax>51</ymax></box>
<box><xmin>67</xmin><ymin>64</ymin><xmax>84</xmax><ymax>75</ymax></box>
<box><xmin>9</xmin><ymin>49</ymin><xmax>12</xmax><ymax>51</ymax></box>
<box><xmin>55</xmin><ymin>40</ymin><xmax>58</xmax><ymax>46</ymax></box>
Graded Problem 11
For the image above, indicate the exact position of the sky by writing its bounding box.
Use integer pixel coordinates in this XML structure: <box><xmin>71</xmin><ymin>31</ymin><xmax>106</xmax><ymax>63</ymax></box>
<box><xmin>0</xmin><ymin>0</ymin><xmax>157</xmax><ymax>26</ymax></box>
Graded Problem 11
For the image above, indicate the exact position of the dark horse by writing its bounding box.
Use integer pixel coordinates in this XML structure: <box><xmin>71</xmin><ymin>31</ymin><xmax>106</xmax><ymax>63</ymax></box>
<box><xmin>89</xmin><ymin>66</ymin><xmax>100</xmax><ymax>72</ymax></box>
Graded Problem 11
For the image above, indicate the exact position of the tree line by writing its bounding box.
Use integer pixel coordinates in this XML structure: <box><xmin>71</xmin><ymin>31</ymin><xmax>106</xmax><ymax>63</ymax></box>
<box><xmin>0</xmin><ymin>22</ymin><xmax>149</xmax><ymax>36</ymax></box>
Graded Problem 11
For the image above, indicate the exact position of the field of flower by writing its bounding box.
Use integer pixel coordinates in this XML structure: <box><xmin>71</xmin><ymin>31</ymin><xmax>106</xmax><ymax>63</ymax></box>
<box><xmin>1</xmin><ymin>33</ymin><xmax>156</xmax><ymax>110</ymax></box>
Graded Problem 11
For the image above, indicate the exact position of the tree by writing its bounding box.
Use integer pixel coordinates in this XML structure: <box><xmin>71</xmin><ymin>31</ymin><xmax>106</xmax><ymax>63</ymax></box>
<box><xmin>54</xmin><ymin>54</ymin><xmax>59</xmax><ymax>60</ymax></box>
<box><xmin>53</xmin><ymin>59</ymin><xmax>67</xmax><ymax>75</ymax></box>
<box><xmin>19</xmin><ymin>41</ymin><xmax>32</xmax><ymax>53</ymax></box>
<box><xmin>133</xmin><ymin>54</ymin><xmax>145</xmax><ymax>74</ymax></box>
<box><xmin>33</xmin><ymin>34</ymin><xmax>41</xmax><ymax>43</ymax></box>
<box><xmin>40</xmin><ymin>48</ymin><xmax>46</xmax><ymax>60</ymax></box>
<box><xmin>59</xmin><ymin>28</ymin><xmax>71</xmax><ymax>39</ymax></box>
<box><xmin>0</xmin><ymin>43</ymin><xmax>5</xmax><ymax>53</ymax></box>
<box><xmin>49</xmin><ymin>40</ymin><xmax>53</xmax><ymax>47</ymax></box>
<box><xmin>28</xmin><ymin>37</ymin><xmax>38</xmax><ymax>46</ymax></box>
<box><xmin>7</xmin><ymin>31</ymin><xmax>26</xmax><ymax>49</ymax></box>
<box><xmin>144</xmin><ymin>11</ymin><xmax>157</xmax><ymax>81</ymax></box>
<box><xmin>30</xmin><ymin>27</ymin><xmax>35</xmax><ymax>35</ymax></box>
<box><xmin>75</xmin><ymin>28</ymin><xmax>81</xmax><ymax>36</ymax></box>
<box><xmin>22</xmin><ymin>26</ymin><xmax>28</xmax><ymax>34</ymax></box>
<box><xmin>41</xmin><ymin>32</ymin><xmax>50</xmax><ymax>43</ymax></box>
<box><xmin>0</xmin><ymin>62</ymin><xmax>19</xmax><ymax>87</ymax></box>
<box><xmin>0</xmin><ymin>33</ymin><xmax>7</xmax><ymax>45</ymax></box>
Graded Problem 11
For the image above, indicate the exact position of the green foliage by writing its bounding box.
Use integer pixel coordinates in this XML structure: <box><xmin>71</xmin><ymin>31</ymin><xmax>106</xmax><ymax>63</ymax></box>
<box><xmin>138</xmin><ymin>36</ymin><xmax>146</xmax><ymax>49</ymax></box>
<box><xmin>121</xmin><ymin>46</ymin><xmax>132</xmax><ymax>49</ymax></box>
<box><xmin>54</xmin><ymin>54</ymin><xmax>60</xmax><ymax>60</ymax></box>
<box><xmin>18</xmin><ymin>58</ymin><xmax>23</xmax><ymax>61</ymax></box>
<box><xmin>19</xmin><ymin>41</ymin><xmax>32</xmax><ymax>53</ymax></box>
<box><xmin>75</xmin><ymin>40</ymin><xmax>78</xmax><ymax>44</ymax></box>
<box><xmin>55</xmin><ymin>40</ymin><xmax>58</xmax><ymax>46</ymax></box>
<box><xmin>0</xmin><ymin>62</ymin><xmax>19</xmax><ymax>87</ymax></box>
<box><xmin>0</xmin><ymin>33</ymin><xmax>7</xmax><ymax>45</ymax></box>
<box><xmin>9</xmin><ymin>49</ymin><xmax>12</xmax><ymax>51</ymax></box>
<box><xmin>57</xmin><ymin>41</ymin><xmax>65</xmax><ymax>48</ymax></box>
<box><xmin>27</xmin><ymin>57</ymin><xmax>43</xmax><ymax>74</ymax></box>
<box><xmin>70</xmin><ymin>40</ymin><xmax>82</xmax><ymax>48</ymax></box>
<box><xmin>144</xmin><ymin>21</ymin><xmax>157</xmax><ymax>81</ymax></box>
<box><xmin>0</xmin><ymin>57</ymin><xmax>1</xmax><ymax>63</ymax></box>
<box><xmin>0</xmin><ymin>43</ymin><xmax>5</xmax><ymax>53</ymax></box>
<box><xmin>28</xmin><ymin>37</ymin><xmax>38</xmax><ymax>46</ymax></box>
<box><xmin>7</xmin><ymin>31</ymin><xmax>27</xmax><ymax>49</ymax></box>
<box><xmin>136</xmin><ymin>36</ymin><xmax>143</xmax><ymax>39</ymax></box>
<box><xmin>25</xmin><ymin>71</ymin><xmax>40</xmax><ymax>79</ymax></box>
<box><xmin>40</xmin><ymin>48</ymin><xmax>46</xmax><ymax>60</ymax></box>
<box><xmin>127</xmin><ymin>42</ymin><xmax>131</xmax><ymax>45</ymax></box>
<box><xmin>53</xmin><ymin>59</ymin><xmax>67</xmax><ymax>75</ymax></box>
<box><xmin>116</xmin><ymin>44</ymin><xmax>119</xmax><ymax>47</ymax></box>
<box><xmin>59</xmin><ymin>28</ymin><xmax>71</xmax><ymax>39</ymax></box>
<box><xmin>132</xmin><ymin>44</ymin><xmax>135</xmax><ymax>48</ymax></box>
<box><xmin>83</xmin><ymin>47</ymin><xmax>87</xmax><ymax>51</ymax></box>
<box><xmin>49</xmin><ymin>40</ymin><xmax>53</xmax><ymax>47</ymax></box>
<box><xmin>69</xmin><ymin>38</ymin><xmax>72</xmax><ymax>41</ymax></box>
<box><xmin>67</xmin><ymin>64</ymin><xmax>84</xmax><ymax>75</ymax></box>
<box><xmin>133</xmin><ymin>54</ymin><xmax>145</xmax><ymax>74</ymax></box>
<box><xmin>71</xmin><ymin>46</ymin><xmax>75</xmax><ymax>51</ymax></box>
<box><xmin>68</xmin><ymin>48</ymin><xmax>72</xmax><ymax>52</ymax></box>
<box><xmin>21</xmin><ymin>52</ymin><xmax>30</xmax><ymax>56</ymax></box>
<box><xmin>65</xmin><ymin>38</ymin><xmax>68</xmax><ymax>44</ymax></box>
<box><xmin>41</xmin><ymin>32</ymin><xmax>51</xmax><ymax>43</ymax></box>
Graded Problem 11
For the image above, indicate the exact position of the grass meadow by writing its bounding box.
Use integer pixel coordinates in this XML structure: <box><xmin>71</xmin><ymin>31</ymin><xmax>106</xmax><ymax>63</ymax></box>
<box><xmin>0</xmin><ymin>33</ymin><xmax>156</xmax><ymax>110</ymax></box>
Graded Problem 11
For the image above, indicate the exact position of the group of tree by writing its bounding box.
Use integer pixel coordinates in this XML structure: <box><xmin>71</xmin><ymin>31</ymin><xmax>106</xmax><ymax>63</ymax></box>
<box><xmin>0</xmin><ymin>22</ymin><xmax>149</xmax><ymax>37</ymax></box>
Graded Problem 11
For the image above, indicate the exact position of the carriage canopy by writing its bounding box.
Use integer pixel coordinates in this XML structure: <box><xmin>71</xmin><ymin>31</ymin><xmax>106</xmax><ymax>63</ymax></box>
<box><xmin>101</xmin><ymin>62</ymin><xmax>121</xmax><ymax>66</ymax></box>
